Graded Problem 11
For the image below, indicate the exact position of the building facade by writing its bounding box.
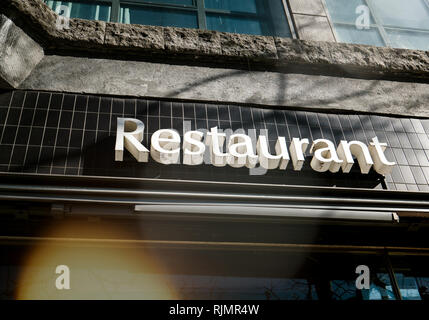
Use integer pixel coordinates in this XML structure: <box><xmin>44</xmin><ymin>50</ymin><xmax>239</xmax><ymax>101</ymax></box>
<box><xmin>1</xmin><ymin>0</ymin><xmax>429</xmax><ymax>300</ymax></box>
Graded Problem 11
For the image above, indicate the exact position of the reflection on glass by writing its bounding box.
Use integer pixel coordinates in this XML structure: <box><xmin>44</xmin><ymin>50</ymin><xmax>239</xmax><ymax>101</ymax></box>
<box><xmin>333</xmin><ymin>24</ymin><xmax>384</xmax><ymax>47</ymax></box>
<box><xmin>386</xmin><ymin>29</ymin><xmax>429</xmax><ymax>51</ymax></box>
<box><xmin>170</xmin><ymin>275</ymin><xmax>318</xmax><ymax>300</ymax></box>
<box><xmin>207</xmin><ymin>14</ymin><xmax>263</xmax><ymax>36</ymax></box>
<box><xmin>144</xmin><ymin>0</ymin><xmax>194</xmax><ymax>5</ymax></box>
<box><xmin>371</xmin><ymin>0</ymin><xmax>429</xmax><ymax>30</ymax></box>
<box><xmin>394</xmin><ymin>274</ymin><xmax>427</xmax><ymax>300</ymax></box>
<box><xmin>331</xmin><ymin>273</ymin><xmax>395</xmax><ymax>300</ymax></box>
<box><xmin>325</xmin><ymin>0</ymin><xmax>371</xmax><ymax>24</ymax></box>
<box><xmin>416</xmin><ymin>277</ymin><xmax>429</xmax><ymax>301</ymax></box>
<box><xmin>391</xmin><ymin>255</ymin><xmax>429</xmax><ymax>301</ymax></box>
<box><xmin>44</xmin><ymin>0</ymin><xmax>111</xmax><ymax>21</ymax></box>
<box><xmin>205</xmin><ymin>0</ymin><xmax>258</xmax><ymax>14</ymax></box>
<box><xmin>206</xmin><ymin>0</ymin><xmax>291</xmax><ymax>37</ymax></box>
<box><xmin>120</xmin><ymin>5</ymin><xmax>198</xmax><ymax>28</ymax></box>
<box><xmin>325</xmin><ymin>0</ymin><xmax>429</xmax><ymax>50</ymax></box>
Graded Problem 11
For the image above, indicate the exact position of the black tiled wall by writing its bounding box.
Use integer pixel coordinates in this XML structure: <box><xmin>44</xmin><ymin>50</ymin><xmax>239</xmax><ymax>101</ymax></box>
<box><xmin>1</xmin><ymin>90</ymin><xmax>429</xmax><ymax>191</ymax></box>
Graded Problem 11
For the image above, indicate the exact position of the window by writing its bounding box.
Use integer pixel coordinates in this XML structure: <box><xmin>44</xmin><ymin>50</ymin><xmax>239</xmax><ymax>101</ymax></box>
<box><xmin>44</xmin><ymin>0</ymin><xmax>112</xmax><ymax>22</ymax></box>
<box><xmin>324</xmin><ymin>0</ymin><xmax>429</xmax><ymax>51</ymax></box>
<box><xmin>390</xmin><ymin>255</ymin><xmax>429</xmax><ymax>301</ymax></box>
<box><xmin>44</xmin><ymin>0</ymin><xmax>293</xmax><ymax>38</ymax></box>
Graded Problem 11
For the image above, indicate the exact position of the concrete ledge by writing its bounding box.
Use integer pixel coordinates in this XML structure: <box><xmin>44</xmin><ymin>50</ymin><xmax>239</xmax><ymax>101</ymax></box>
<box><xmin>2</xmin><ymin>0</ymin><xmax>429</xmax><ymax>81</ymax></box>
<box><xmin>275</xmin><ymin>38</ymin><xmax>429</xmax><ymax>79</ymax></box>
<box><xmin>20</xmin><ymin>55</ymin><xmax>429</xmax><ymax>118</ymax></box>
<box><xmin>0</xmin><ymin>14</ymin><xmax>44</xmax><ymax>88</ymax></box>
<box><xmin>105</xmin><ymin>23</ymin><xmax>163</xmax><ymax>51</ymax></box>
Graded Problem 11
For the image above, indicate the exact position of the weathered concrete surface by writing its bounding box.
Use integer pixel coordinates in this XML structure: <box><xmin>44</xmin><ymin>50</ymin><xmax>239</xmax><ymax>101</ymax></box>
<box><xmin>20</xmin><ymin>55</ymin><xmax>429</xmax><ymax>118</ymax></box>
<box><xmin>274</xmin><ymin>38</ymin><xmax>429</xmax><ymax>78</ymax></box>
<box><xmin>164</xmin><ymin>27</ymin><xmax>221</xmax><ymax>56</ymax></box>
<box><xmin>3</xmin><ymin>0</ymin><xmax>429</xmax><ymax>81</ymax></box>
<box><xmin>218</xmin><ymin>32</ymin><xmax>278</xmax><ymax>60</ymax></box>
<box><xmin>105</xmin><ymin>23</ymin><xmax>163</xmax><ymax>51</ymax></box>
<box><xmin>0</xmin><ymin>15</ymin><xmax>44</xmax><ymax>88</ymax></box>
<box><xmin>53</xmin><ymin>19</ymin><xmax>106</xmax><ymax>48</ymax></box>
<box><xmin>3</xmin><ymin>0</ymin><xmax>105</xmax><ymax>48</ymax></box>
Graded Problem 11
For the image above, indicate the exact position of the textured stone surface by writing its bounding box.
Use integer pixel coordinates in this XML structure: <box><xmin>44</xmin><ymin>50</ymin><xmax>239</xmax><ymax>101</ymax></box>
<box><xmin>294</xmin><ymin>14</ymin><xmax>335</xmax><ymax>42</ymax></box>
<box><xmin>219</xmin><ymin>32</ymin><xmax>278</xmax><ymax>60</ymax></box>
<box><xmin>3</xmin><ymin>0</ymin><xmax>57</xmax><ymax>39</ymax></box>
<box><xmin>0</xmin><ymin>15</ymin><xmax>44</xmax><ymax>88</ymax></box>
<box><xmin>21</xmin><ymin>55</ymin><xmax>429</xmax><ymax>118</ymax></box>
<box><xmin>2</xmin><ymin>0</ymin><xmax>429</xmax><ymax>81</ymax></box>
<box><xmin>275</xmin><ymin>37</ymin><xmax>429</xmax><ymax>77</ymax></box>
<box><xmin>164</xmin><ymin>27</ymin><xmax>221</xmax><ymax>56</ymax></box>
<box><xmin>105</xmin><ymin>23</ymin><xmax>164</xmax><ymax>50</ymax></box>
<box><xmin>52</xmin><ymin>19</ymin><xmax>106</xmax><ymax>46</ymax></box>
<box><xmin>4</xmin><ymin>0</ymin><xmax>57</xmax><ymax>27</ymax></box>
<box><xmin>289</xmin><ymin>0</ymin><xmax>326</xmax><ymax>16</ymax></box>
<box><xmin>4</xmin><ymin>0</ymin><xmax>105</xmax><ymax>47</ymax></box>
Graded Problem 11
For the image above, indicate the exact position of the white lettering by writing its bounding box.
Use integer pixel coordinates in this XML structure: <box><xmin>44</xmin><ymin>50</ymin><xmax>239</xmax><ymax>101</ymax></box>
<box><xmin>227</xmin><ymin>133</ymin><xmax>258</xmax><ymax>168</ymax></box>
<box><xmin>151</xmin><ymin>129</ymin><xmax>181</xmax><ymax>165</ymax></box>
<box><xmin>257</xmin><ymin>136</ymin><xmax>290</xmax><ymax>170</ymax></box>
<box><xmin>206</xmin><ymin>127</ymin><xmax>228</xmax><ymax>167</ymax></box>
<box><xmin>183</xmin><ymin>130</ymin><xmax>205</xmax><ymax>166</ymax></box>
<box><xmin>369</xmin><ymin>137</ymin><xmax>396</xmax><ymax>175</ymax></box>
<box><xmin>310</xmin><ymin>139</ymin><xmax>343</xmax><ymax>173</ymax></box>
<box><xmin>114</xmin><ymin>118</ymin><xmax>397</xmax><ymax>177</ymax></box>
<box><xmin>337</xmin><ymin>140</ymin><xmax>374</xmax><ymax>174</ymax></box>
<box><xmin>115</xmin><ymin>118</ymin><xmax>149</xmax><ymax>162</ymax></box>
<box><xmin>289</xmin><ymin>138</ymin><xmax>309</xmax><ymax>171</ymax></box>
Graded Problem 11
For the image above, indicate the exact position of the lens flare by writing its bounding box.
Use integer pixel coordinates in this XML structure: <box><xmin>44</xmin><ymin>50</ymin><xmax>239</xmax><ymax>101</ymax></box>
<box><xmin>16</xmin><ymin>221</ymin><xmax>178</xmax><ymax>300</ymax></box>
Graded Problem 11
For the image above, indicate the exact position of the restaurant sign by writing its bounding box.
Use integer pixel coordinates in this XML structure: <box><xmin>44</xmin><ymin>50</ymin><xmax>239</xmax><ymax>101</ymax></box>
<box><xmin>115</xmin><ymin>118</ymin><xmax>396</xmax><ymax>175</ymax></box>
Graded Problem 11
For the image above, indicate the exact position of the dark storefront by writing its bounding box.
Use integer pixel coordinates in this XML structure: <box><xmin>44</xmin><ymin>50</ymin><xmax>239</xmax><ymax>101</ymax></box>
<box><xmin>1</xmin><ymin>0</ymin><xmax>429</xmax><ymax>302</ymax></box>
<box><xmin>1</xmin><ymin>90</ymin><xmax>429</xmax><ymax>300</ymax></box>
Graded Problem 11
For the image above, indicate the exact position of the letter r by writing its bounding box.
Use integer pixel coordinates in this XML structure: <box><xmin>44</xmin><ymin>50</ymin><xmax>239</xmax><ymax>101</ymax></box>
<box><xmin>115</xmin><ymin>118</ymin><xmax>149</xmax><ymax>162</ymax></box>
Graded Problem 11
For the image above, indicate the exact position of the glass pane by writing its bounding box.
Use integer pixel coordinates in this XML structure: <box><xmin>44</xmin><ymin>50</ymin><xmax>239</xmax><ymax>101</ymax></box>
<box><xmin>325</xmin><ymin>0</ymin><xmax>373</xmax><ymax>24</ymax></box>
<box><xmin>146</xmin><ymin>0</ymin><xmax>193</xmax><ymax>6</ymax></box>
<box><xmin>169</xmin><ymin>275</ymin><xmax>319</xmax><ymax>300</ymax></box>
<box><xmin>370</xmin><ymin>0</ymin><xmax>429</xmax><ymax>30</ymax></box>
<box><xmin>386</xmin><ymin>29</ymin><xmax>429</xmax><ymax>51</ymax></box>
<box><xmin>391</xmin><ymin>255</ymin><xmax>429</xmax><ymax>301</ymax></box>
<box><xmin>333</xmin><ymin>24</ymin><xmax>384</xmax><ymax>47</ymax></box>
<box><xmin>205</xmin><ymin>0</ymin><xmax>258</xmax><ymax>13</ymax></box>
<box><xmin>206</xmin><ymin>0</ymin><xmax>291</xmax><ymax>37</ymax></box>
<box><xmin>120</xmin><ymin>5</ymin><xmax>198</xmax><ymax>28</ymax></box>
<box><xmin>330</xmin><ymin>273</ymin><xmax>395</xmax><ymax>300</ymax></box>
<box><xmin>44</xmin><ymin>0</ymin><xmax>111</xmax><ymax>21</ymax></box>
<box><xmin>318</xmin><ymin>253</ymin><xmax>396</xmax><ymax>301</ymax></box>
<box><xmin>207</xmin><ymin>13</ymin><xmax>263</xmax><ymax>35</ymax></box>
<box><xmin>132</xmin><ymin>0</ymin><xmax>194</xmax><ymax>5</ymax></box>
<box><xmin>394</xmin><ymin>274</ymin><xmax>422</xmax><ymax>300</ymax></box>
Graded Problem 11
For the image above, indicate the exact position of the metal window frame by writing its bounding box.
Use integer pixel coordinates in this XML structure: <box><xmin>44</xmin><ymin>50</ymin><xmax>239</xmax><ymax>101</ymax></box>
<box><xmin>49</xmin><ymin>0</ymin><xmax>296</xmax><ymax>37</ymax></box>
<box><xmin>384</xmin><ymin>251</ymin><xmax>403</xmax><ymax>300</ymax></box>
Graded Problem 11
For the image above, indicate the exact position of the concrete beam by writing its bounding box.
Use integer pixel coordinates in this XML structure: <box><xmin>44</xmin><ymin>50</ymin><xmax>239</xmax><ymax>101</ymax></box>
<box><xmin>20</xmin><ymin>55</ymin><xmax>429</xmax><ymax>118</ymax></box>
<box><xmin>2</xmin><ymin>0</ymin><xmax>429</xmax><ymax>81</ymax></box>
<box><xmin>0</xmin><ymin>14</ymin><xmax>44</xmax><ymax>88</ymax></box>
